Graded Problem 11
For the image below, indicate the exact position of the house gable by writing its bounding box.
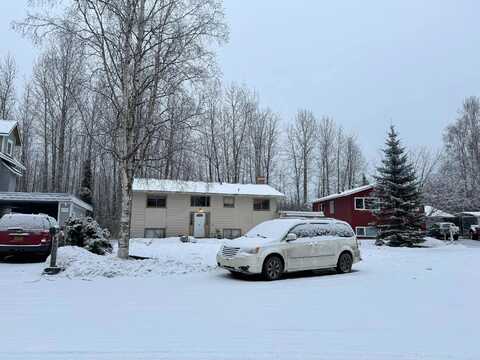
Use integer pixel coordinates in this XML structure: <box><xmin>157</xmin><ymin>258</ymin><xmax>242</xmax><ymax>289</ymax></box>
<box><xmin>0</xmin><ymin>120</ymin><xmax>24</xmax><ymax>184</ymax></box>
<box><xmin>0</xmin><ymin>120</ymin><xmax>21</xmax><ymax>146</ymax></box>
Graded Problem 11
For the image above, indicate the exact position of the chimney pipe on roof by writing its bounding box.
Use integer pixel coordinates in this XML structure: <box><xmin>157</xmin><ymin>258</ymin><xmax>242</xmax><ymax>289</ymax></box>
<box><xmin>256</xmin><ymin>176</ymin><xmax>266</xmax><ymax>185</ymax></box>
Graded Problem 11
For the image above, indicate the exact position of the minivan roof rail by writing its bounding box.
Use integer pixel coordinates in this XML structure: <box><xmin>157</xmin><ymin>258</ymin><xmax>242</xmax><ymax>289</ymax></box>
<box><xmin>279</xmin><ymin>211</ymin><xmax>325</xmax><ymax>219</ymax></box>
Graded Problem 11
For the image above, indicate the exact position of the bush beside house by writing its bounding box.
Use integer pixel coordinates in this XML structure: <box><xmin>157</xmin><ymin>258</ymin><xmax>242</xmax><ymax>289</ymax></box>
<box><xmin>64</xmin><ymin>217</ymin><xmax>112</xmax><ymax>255</ymax></box>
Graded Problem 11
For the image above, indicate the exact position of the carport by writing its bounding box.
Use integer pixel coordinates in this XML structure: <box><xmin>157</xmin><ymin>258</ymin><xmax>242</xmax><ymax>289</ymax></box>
<box><xmin>455</xmin><ymin>212</ymin><xmax>480</xmax><ymax>236</ymax></box>
<box><xmin>0</xmin><ymin>192</ymin><xmax>92</xmax><ymax>227</ymax></box>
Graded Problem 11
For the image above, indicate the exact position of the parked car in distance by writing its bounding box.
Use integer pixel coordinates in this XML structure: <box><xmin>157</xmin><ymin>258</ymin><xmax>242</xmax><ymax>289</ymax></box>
<box><xmin>470</xmin><ymin>225</ymin><xmax>480</xmax><ymax>240</ymax></box>
<box><xmin>0</xmin><ymin>213</ymin><xmax>59</xmax><ymax>261</ymax></box>
<box><xmin>428</xmin><ymin>222</ymin><xmax>459</xmax><ymax>240</ymax></box>
<box><xmin>216</xmin><ymin>218</ymin><xmax>361</xmax><ymax>281</ymax></box>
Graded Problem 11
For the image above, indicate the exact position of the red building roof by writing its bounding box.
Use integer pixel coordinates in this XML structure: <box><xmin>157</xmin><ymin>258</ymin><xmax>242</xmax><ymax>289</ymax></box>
<box><xmin>312</xmin><ymin>184</ymin><xmax>374</xmax><ymax>203</ymax></box>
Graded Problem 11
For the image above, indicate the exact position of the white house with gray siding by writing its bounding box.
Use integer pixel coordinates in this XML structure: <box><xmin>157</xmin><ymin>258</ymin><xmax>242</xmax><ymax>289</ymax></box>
<box><xmin>131</xmin><ymin>179</ymin><xmax>285</xmax><ymax>238</ymax></box>
<box><xmin>0</xmin><ymin>120</ymin><xmax>25</xmax><ymax>191</ymax></box>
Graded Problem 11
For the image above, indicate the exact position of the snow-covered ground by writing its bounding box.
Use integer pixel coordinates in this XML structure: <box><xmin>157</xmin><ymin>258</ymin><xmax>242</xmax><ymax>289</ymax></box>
<box><xmin>0</xmin><ymin>239</ymin><xmax>479</xmax><ymax>359</ymax></box>
<box><xmin>51</xmin><ymin>238</ymin><xmax>222</xmax><ymax>279</ymax></box>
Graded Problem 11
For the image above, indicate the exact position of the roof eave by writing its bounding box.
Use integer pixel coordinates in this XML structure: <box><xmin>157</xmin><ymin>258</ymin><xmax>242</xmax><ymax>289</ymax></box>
<box><xmin>133</xmin><ymin>188</ymin><xmax>285</xmax><ymax>198</ymax></box>
<box><xmin>312</xmin><ymin>185</ymin><xmax>374</xmax><ymax>203</ymax></box>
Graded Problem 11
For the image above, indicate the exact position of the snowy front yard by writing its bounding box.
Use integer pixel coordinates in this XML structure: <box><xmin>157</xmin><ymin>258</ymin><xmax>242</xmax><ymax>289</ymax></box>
<box><xmin>1</xmin><ymin>239</ymin><xmax>479</xmax><ymax>360</ymax></box>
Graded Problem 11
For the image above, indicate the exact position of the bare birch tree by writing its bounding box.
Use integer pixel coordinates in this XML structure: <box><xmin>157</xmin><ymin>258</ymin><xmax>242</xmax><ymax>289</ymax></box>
<box><xmin>292</xmin><ymin>110</ymin><xmax>316</xmax><ymax>204</ymax></box>
<box><xmin>0</xmin><ymin>54</ymin><xmax>17</xmax><ymax>120</ymax></box>
<box><xmin>18</xmin><ymin>0</ymin><xmax>228</xmax><ymax>258</ymax></box>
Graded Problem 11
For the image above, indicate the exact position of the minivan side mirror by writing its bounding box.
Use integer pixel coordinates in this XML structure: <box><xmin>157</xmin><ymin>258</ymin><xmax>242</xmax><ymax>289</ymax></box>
<box><xmin>286</xmin><ymin>233</ymin><xmax>297</xmax><ymax>242</ymax></box>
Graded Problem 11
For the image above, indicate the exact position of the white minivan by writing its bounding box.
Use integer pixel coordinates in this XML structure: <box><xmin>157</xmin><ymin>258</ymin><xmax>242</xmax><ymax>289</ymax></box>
<box><xmin>216</xmin><ymin>218</ymin><xmax>361</xmax><ymax>280</ymax></box>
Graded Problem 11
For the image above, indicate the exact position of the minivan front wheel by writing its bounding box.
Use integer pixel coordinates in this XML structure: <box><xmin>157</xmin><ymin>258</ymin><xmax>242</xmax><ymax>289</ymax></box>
<box><xmin>336</xmin><ymin>252</ymin><xmax>353</xmax><ymax>274</ymax></box>
<box><xmin>262</xmin><ymin>255</ymin><xmax>284</xmax><ymax>281</ymax></box>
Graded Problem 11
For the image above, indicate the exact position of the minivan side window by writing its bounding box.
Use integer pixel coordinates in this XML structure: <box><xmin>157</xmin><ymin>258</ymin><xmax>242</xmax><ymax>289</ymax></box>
<box><xmin>335</xmin><ymin>223</ymin><xmax>355</xmax><ymax>237</ymax></box>
<box><xmin>290</xmin><ymin>223</ymin><xmax>333</xmax><ymax>238</ymax></box>
<box><xmin>311</xmin><ymin>223</ymin><xmax>334</xmax><ymax>237</ymax></box>
<box><xmin>290</xmin><ymin>224</ymin><xmax>313</xmax><ymax>238</ymax></box>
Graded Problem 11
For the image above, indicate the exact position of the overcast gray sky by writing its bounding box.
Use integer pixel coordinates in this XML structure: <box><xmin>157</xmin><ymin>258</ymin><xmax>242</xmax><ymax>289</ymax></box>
<box><xmin>2</xmin><ymin>1</ymin><xmax>479</xmax><ymax>162</ymax></box>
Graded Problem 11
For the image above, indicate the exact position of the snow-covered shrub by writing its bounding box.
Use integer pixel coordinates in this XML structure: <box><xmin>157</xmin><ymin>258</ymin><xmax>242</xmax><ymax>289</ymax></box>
<box><xmin>179</xmin><ymin>235</ymin><xmax>197</xmax><ymax>243</ymax></box>
<box><xmin>64</xmin><ymin>217</ymin><xmax>112</xmax><ymax>255</ymax></box>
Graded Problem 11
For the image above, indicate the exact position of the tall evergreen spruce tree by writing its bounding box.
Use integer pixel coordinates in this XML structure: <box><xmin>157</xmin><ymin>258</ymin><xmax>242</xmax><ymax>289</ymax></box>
<box><xmin>79</xmin><ymin>158</ymin><xmax>93</xmax><ymax>205</ymax></box>
<box><xmin>374</xmin><ymin>126</ymin><xmax>424</xmax><ymax>246</ymax></box>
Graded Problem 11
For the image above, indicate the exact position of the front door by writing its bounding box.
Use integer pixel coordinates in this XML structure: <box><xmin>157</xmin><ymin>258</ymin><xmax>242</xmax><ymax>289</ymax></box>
<box><xmin>193</xmin><ymin>213</ymin><xmax>206</xmax><ymax>238</ymax></box>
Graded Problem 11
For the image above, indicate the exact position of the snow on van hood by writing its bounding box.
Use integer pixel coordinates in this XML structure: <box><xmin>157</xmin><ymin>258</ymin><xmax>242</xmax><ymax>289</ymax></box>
<box><xmin>223</xmin><ymin>236</ymin><xmax>276</xmax><ymax>248</ymax></box>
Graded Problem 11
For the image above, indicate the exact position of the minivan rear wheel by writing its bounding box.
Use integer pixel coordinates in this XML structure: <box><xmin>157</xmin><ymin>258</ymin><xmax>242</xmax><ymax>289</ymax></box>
<box><xmin>262</xmin><ymin>255</ymin><xmax>284</xmax><ymax>281</ymax></box>
<box><xmin>336</xmin><ymin>252</ymin><xmax>353</xmax><ymax>274</ymax></box>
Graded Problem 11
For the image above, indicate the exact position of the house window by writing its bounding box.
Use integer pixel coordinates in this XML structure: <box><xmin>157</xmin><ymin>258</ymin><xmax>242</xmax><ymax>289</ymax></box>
<box><xmin>354</xmin><ymin>197</ymin><xmax>379</xmax><ymax>211</ymax></box>
<box><xmin>356</xmin><ymin>226</ymin><xmax>378</xmax><ymax>238</ymax></box>
<box><xmin>329</xmin><ymin>201</ymin><xmax>335</xmax><ymax>214</ymax></box>
<box><xmin>223</xmin><ymin>196</ymin><xmax>235</xmax><ymax>208</ymax></box>
<box><xmin>146</xmin><ymin>196</ymin><xmax>167</xmax><ymax>208</ymax></box>
<box><xmin>223</xmin><ymin>229</ymin><xmax>241</xmax><ymax>239</ymax></box>
<box><xmin>191</xmin><ymin>196</ymin><xmax>210</xmax><ymax>207</ymax></box>
<box><xmin>253</xmin><ymin>198</ymin><xmax>270</xmax><ymax>211</ymax></box>
<box><xmin>144</xmin><ymin>228</ymin><xmax>166</xmax><ymax>238</ymax></box>
<box><xmin>316</xmin><ymin>203</ymin><xmax>325</xmax><ymax>212</ymax></box>
<box><xmin>6</xmin><ymin>140</ymin><xmax>13</xmax><ymax>156</ymax></box>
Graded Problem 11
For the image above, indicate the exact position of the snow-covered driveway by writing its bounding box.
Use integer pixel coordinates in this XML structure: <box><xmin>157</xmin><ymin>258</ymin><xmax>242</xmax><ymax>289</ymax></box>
<box><xmin>0</xmin><ymin>240</ymin><xmax>479</xmax><ymax>360</ymax></box>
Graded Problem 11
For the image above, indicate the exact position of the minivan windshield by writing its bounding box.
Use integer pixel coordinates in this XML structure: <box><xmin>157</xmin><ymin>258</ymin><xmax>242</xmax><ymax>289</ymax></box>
<box><xmin>244</xmin><ymin>219</ymin><xmax>300</xmax><ymax>240</ymax></box>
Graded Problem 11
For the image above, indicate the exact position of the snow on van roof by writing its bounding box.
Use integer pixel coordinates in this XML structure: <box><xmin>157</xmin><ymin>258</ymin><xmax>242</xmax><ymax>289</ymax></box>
<box><xmin>245</xmin><ymin>217</ymin><xmax>347</xmax><ymax>239</ymax></box>
<box><xmin>312</xmin><ymin>184</ymin><xmax>374</xmax><ymax>203</ymax></box>
<box><xmin>0</xmin><ymin>120</ymin><xmax>17</xmax><ymax>135</ymax></box>
<box><xmin>133</xmin><ymin>178</ymin><xmax>285</xmax><ymax>198</ymax></box>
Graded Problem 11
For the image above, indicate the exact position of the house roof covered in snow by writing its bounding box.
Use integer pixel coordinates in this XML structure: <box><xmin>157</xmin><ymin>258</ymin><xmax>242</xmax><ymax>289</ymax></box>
<box><xmin>424</xmin><ymin>205</ymin><xmax>454</xmax><ymax>218</ymax></box>
<box><xmin>312</xmin><ymin>184</ymin><xmax>374</xmax><ymax>203</ymax></box>
<box><xmin>0</xmin><ymin>120</ymin><xmax>17</xmax><ymax>135</ymax></box>
<box><xmin>0</xmin><ymin>192</ymin><xmax>93</xmax><ymax>211</ymax></box>
<box><xmin>0</xmin><ymin>120</ymin><xmax>21</xmax><ymax>145</ymax></box>
<box><xmin>133</xmin><ymin>178</ymin><xmax>285</xmax><ymax>198</ymax></box>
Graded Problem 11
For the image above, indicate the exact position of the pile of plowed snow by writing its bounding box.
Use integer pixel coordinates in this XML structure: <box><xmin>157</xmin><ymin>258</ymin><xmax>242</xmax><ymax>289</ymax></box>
<box><xmin>50</xmin><ymin>238</ymin><xmax>223</xmax><ymax>279</ymax></box>
<box><xmin>421</xmin><ymin>237</ymin><xmax>466</xmax><ymax>248</ymax></box>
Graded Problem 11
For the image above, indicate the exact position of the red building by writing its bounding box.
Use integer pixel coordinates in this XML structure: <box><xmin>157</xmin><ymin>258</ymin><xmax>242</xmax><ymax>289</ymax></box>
<box><xmin>312</xmin><ymin>184</ymin><xmax>378</xmax><ymax>238</ymax></box>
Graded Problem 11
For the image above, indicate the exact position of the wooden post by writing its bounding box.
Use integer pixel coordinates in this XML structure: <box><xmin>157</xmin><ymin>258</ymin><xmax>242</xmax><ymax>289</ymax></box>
<box><xmin>44</xmin><ymin>227</ymin><xmax>62</xmax><ymax>275</ymax></box>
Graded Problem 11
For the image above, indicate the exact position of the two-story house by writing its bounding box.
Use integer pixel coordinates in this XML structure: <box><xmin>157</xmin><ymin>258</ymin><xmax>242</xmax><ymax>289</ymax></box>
<box><xmin>0</xmin><ymin>120</ymin><xmax>25</xmax><ymax>191</ymax></box>
<box><xmin>131</xmin><ymin>178</ymin><xmax>285</xmax><ymax>238</ymax></box>
<box><xmin>312</xmin><ymin>184</ymin><xmax>379</xmax><ymax>238</ymax></box>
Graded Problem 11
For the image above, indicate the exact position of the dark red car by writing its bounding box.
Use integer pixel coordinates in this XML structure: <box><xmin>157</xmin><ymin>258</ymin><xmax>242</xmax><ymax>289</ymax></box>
<box><xmin>0</xmin><ymin>213</ymin><xmax>58</xmax><ymax>261</ymax></box>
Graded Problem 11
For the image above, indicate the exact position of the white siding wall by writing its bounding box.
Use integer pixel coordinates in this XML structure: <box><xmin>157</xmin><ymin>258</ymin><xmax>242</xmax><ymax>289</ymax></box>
<box><xmin>131</xmin><ymin>192</ymin><xmax>147</xmax><ymax>237</ymax></box>
<box><xmin>130</xmin><ymin>192</ymin><xmax>279</xmax><ymax>238</ymax></box>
